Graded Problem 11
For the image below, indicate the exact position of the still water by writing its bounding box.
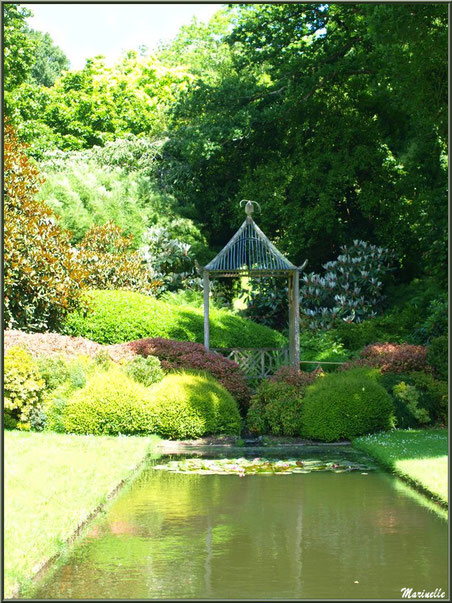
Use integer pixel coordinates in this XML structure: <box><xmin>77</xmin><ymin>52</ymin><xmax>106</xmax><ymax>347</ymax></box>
<box><xmin>30</xmin><ymin>447</ymin><xmax>448</xmax><ymax>600</ymax></box>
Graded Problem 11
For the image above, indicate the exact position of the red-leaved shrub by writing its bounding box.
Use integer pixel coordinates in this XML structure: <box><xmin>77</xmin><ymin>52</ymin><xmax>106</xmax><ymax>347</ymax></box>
<box><xmin>128</xmin><ymin>338</ymin><xmax>250</xmax><ymax>408</ymax></box>
<box><xmin>270</xmin><ymin>366</ymin><xmax>322</xmax><ymax>387</ymax></box>
<box><xmin>342</xmin><ymin>343</ymin><xmax>430</xmax><ymax>374</ymax></box>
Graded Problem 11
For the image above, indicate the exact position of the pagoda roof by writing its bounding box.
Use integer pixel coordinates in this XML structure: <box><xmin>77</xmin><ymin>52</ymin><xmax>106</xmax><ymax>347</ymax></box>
<box><xmin>204</xmin><ymin>216</ymin><xmax>297</xmax><ymax>276</ymax></box>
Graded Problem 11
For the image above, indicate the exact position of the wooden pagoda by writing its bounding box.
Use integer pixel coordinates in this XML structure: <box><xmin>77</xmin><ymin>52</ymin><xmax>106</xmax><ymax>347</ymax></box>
<box><xmin>202</xmin><ymin>200</ymin><xmax>302</xmax><ymax>367</ymax></box>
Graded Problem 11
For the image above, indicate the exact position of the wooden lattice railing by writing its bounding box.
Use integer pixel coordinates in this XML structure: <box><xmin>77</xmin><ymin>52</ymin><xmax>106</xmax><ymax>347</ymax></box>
<box><xmin>211</xmin><ymin>347</ymin><xmax>345</xmax><ymax>381</ymax></box>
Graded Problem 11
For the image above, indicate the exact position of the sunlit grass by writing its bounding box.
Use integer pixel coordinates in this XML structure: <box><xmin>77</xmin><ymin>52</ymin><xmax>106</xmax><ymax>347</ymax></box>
<box><xmin>4</xmin><ymin>430</ymin><xmax>159</xmax><ymax>598</ymax></box>
<box><xmin>353</xmin><ymin>429</ymin><xmax>448</xmax><ymax>505</ymax></box>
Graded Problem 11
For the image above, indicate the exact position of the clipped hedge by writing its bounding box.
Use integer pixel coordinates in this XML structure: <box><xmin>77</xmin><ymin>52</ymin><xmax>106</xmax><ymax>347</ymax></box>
<box><xmin>145</xmin><ymin>372</ymin><xmax>242</xmax><ymax>439</ymax></box>
<box><xmin>300</xmin><ymin>368</ymin><xmax>394</xmax><ymax>442</ymax></box>
<box><xmin>61</xmin><ymin>368</ymin><xmax>241</xmax><ymax>439</ymax></box>
<box><xmin>63</xmin><ymin>289</ymin><xmax>287</xmax><ymax>349</ymax></box>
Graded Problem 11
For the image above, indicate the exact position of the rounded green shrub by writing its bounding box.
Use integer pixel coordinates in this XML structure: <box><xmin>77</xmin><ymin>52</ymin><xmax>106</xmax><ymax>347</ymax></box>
<box><xmin>124</xmin><ymin>355</ymin><xmax>164</xmax><ymax>386</ymax></box>
<box><xmin>61</xmin><ymin>368</ymin><xmax>241</xmax><ymax>439</ymax></box>
<box><xmin>62</xmin><ymin>369</ymin><xmax>152</xmax><ymax>436</ymax></box>
<box><xmin>300</xmin><ymin>368</ymin><xmax>394</xmax><ymax>442</ymax></box>
<box><xmin>63</xmin><ymin>289</ymin><xmax>287</xmax><ymax>348</ymax></box>
<box><xmin>4</xmin><ymin>346</ymin><xmax>45</xmax><ymax>430</ymax></box>
<box><xmin>36</xmin><ymin>354</ymin><xmax>70</xmax><ymax>391</ymax></box>
<box><xmin>146</xmin><ymin>372</ymin><xmax>242</xmax><ymax>439</ymax></box>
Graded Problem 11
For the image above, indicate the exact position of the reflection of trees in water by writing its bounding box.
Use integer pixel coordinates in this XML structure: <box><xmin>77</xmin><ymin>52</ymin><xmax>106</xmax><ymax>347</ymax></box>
<box><xmin>31</xmin><ymin>468</ymin><xmax>448</xmax><ymax>599</ymax></box>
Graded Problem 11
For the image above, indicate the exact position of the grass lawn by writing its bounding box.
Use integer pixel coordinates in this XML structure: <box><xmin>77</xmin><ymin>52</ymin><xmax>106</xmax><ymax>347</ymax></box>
<box><xmin>353</xmin><ymin>429</ymin><xmax>448</xmax><ymax>505</ymax></box>
<box><xmin>4</xmin><ymin>430</ymin><xmax>159</xmax><ymax>598</ymax></box>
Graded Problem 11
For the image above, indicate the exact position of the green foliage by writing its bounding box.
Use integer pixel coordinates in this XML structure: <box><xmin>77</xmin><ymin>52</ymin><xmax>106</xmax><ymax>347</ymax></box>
<box><xmin>300</xmin><ymin>368</ymin><xmax>394</xmax><ymax>442</ymax></box>
<box><xmin>392</xmin><ymin>383</ymin><xmax>430</xmax><ymax>425</ymax></box>
<box><xmin>247</xmin><ymin>369</ymin><xmax>319</xmax><ymax>436</ymax></box>
<box><xmin>158</xmin><ymin>3</ymin><xmax>446</xmax><ymax>283</ymax></box>
<box><xmin>36</xmin><ymin>355</ymin><xmax>70</xmax><ymax>391</ymax></box>
<box><xmin>427</xmin><ymin>336</ymin><xmax>448</xmax><ymax>381</ymax></box>
<box><xmin>145</xmin><ymin>372</ymin><xmax>242</xmax><ymax>439</ymax></box>
<box><xmin>377</xmin><ymin>371</ymin><xmax>447</xmax><ymax>428</ymax></box>
<box><xmin>124</xmin><ymin>355</ymin><xmax>164</xmax><ymax>387</ymax></box>
<box><xmin>409</xmin><ymin>372</ymin><xmax>448</xmax><ymax>425</ymax></box>
<box><xmin>60</xmin><ymin>368</ymin><xmax>241</xmax><ymax>438</ymax></box>
<box><xmin>140</xmin><ymin>224</ymin><xmax>199</xmax><ymax>293</ymax></box>
<box><xmin>3</xmin><ymin>4</ymin><xmax>36</xmax><ymax>93</ymax></box>
<box><xmin>77</xmin><ymin>222</ymin><xmax>160</xmax><ymax>295</ymax></box>
<box><xmin>61</xmin><ymin>369</ymin><xmax>153</xmax><ymax>436</ymax></box>
<box><xmin>3</xmin><ymin>123</ymin><xmax>85</xmax><ymax>332</ymax></box>
<box><xmin>37</xmin><ymin>161</ymin><xmax>155</xmax><ymax>244</ymax></box>
<box><xmin>28</xmin><ymin>30</ymin><xmax>70</xmax><ymax>87</ymax></box>
<box><xmin>4</xmin><ymin>347</ymin><xmax>45</xmax><ymax>430</ymax></box>
<box><xmin>8</xmin><ymin>52</ymin><xmax>191</xmax><ymax>156</ymax></box>
<box><xmin>247</xmin><ymin>382</ymin><xmax>302</xmax><ymax>437</ymax></box>
<box><xmin>63</xmin><ymin>289</ymin><xmax>287</xmax><ymax>348</ymax></box>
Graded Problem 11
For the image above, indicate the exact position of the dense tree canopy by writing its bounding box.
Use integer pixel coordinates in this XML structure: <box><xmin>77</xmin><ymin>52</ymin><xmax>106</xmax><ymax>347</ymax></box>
<box><xmin>156</xmin><ymin>3</ymin><xmax>447</xmax><ymax>281</ymax></box>
<box><xmin>4</xmin><ymin>2</ymin><xmax>448</xmax><ymax>288</ymax></box>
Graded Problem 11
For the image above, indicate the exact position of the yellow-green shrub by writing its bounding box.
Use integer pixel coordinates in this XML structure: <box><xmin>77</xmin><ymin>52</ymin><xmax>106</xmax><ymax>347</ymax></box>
<box><xmin>60</xmin><ymin>368</ymin><xmax>242</xmax><ymax>439</ymax></box>
<box><xmin>4</xmin><ymin>346</ymin><xmax>45</xmax><ymax>430</ymax></box>
<box><xmin>62</xmin><ymin>369</ymin><xmax>152</xmax><ymax>435</ymax></box>
<box><xmin>146</xmin><ymin>372</ymin><xmax>242</xmax><ymax>439</ymax></box>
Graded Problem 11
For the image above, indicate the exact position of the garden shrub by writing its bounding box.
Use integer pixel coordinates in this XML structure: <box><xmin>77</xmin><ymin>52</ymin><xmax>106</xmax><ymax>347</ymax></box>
<box><xmin>300</xmin><ymin>368</ymin><xmax>394</xmax><ymax>442</ymax></box>
<box><xmin>343</xmin><ymin>343</ymin><xmax>430</xmax><ymax>374</ymax></box>
<box><xmin>124</xmin><ymin>355</ymin><xmax>164</xmax><ymax>386</ymax></box>
<box><xmin>4</xmin><ymin>123</ymin><xmax>85</xmax><ymax>332</ymax></box>
<box><xmin>129</xmin><ymin>337</ymin><xmax>250</xmax><ymax>409</ymax></box>
<box><xmin>392</xmin><ymin>382</ymin><xmax>430</xmax><ymax>424</ymax></box>
<box><xmin>62</xmin><ymin>369</ymin><xmax>153</xmax><ymax>436</ymax></box>
<box><xmin>247</xmin><ymin>369</ymin><xmax>320</xmax><ymax>436</ymax></box>
<box><xmin>145</xmin><ymin>372</ymin><xmax>242</xmax><ymax>439</ymax></box>
<box><xmin>377</xmin><ymin>371</ymin><xmax>447</xmax><ymax>427</ymax></box>
<box><xmin>4</xmin><ymin>346</ymin><xmax>45</xmax><ymax>430</ymax></box>
<box><xmin>61</xmin><ymin>368</ymin><xmax>241</xmax><ymax>438</ymax></box>
<box><xmin>4</xmin><ymin>329</ymin><xmax>109</xmax><ymax>360</ymax></box>
<box><xmin>36</xmin><ymin>354</ymin><xmax>70</xmax><ymax>390</ymax></box>
<box><xmin>77</xmin><ymin>221</ymin><xmax>160</xmax><ymax>295</ymax></box>
<box><xmin>63</xmin><ymin>289</ymin><xmax>286</xmax><ymax>351</ymax></box>
<box><xmin>408</xmin><ymin>372</ymin><xmax>448</xmax><ymax>425</ymax></box>
<box><xmin>426</xmin><ymin>336</ymin><xmax>448</xmax><ymax>381</ymax></box>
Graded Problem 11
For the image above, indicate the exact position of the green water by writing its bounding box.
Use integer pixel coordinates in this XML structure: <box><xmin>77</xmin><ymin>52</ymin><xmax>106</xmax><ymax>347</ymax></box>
<box><xmin>29</xmin><ymin>447</ymin><xmax>448</xmax><ymax>600</ymax></box>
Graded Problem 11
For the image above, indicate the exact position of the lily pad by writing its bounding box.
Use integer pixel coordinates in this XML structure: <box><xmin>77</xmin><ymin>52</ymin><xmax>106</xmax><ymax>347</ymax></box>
<box><xmin>153</xmin><ymin>457</ymin><xmax>376</xmax><ymax>476</ymax></box>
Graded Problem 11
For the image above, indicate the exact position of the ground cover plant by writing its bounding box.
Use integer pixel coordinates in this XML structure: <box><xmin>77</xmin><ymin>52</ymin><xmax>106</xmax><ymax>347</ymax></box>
<box><xmin>4</xmin><ymin>431</ymin><xmax>159</xmax><ymax>598</ymax></box>
<box><xmin>353</xmin><ymin>429</ymin><xmax>448</xmax><ymax>505</ymax></box>
<box><xmin>63</xmin><ymin>289</ymin><xmax>287</xmax><ymax>349</ymax></box>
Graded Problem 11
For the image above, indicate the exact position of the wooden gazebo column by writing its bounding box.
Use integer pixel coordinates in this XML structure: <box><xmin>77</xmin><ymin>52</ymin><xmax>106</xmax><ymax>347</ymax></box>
<box><xmin>288</xmin><ymin>269</ymin><xmax>300</xmax><ymax>367</ymax></box>
<box><xmin>203</xmin><ymin>270</ymin><xmax>210</xmax><ymax>351</ymax></box>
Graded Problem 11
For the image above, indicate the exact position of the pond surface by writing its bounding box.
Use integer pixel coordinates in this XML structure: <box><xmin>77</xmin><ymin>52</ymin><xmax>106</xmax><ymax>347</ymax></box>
<box><xmin>30</xmin><ymin>446</ymin><xmax>448</xmax><ymax>600</ymax></box>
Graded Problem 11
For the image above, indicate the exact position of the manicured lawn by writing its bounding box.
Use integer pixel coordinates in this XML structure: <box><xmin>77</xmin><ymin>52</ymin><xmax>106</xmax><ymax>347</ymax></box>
<box><xmin>353</xmin><ymin>429</ymin><xmax>448</xmax><ymax>505</ymax></box>
<box><xmin>4</xmin><ymin>431</ymin><xmax>159</xmax><ymax>598</ymax></box>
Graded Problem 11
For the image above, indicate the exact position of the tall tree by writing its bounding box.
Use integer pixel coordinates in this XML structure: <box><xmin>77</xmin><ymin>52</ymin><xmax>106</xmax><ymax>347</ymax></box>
<box><xmin>157</xmin><ymin>3</ymin><xmax>447</xmax><ymax>281</ymax></box>
<box><xmin>28</xmin><ymin>30</ymin><xmax>70</xmax><ymax>87</ymax></box>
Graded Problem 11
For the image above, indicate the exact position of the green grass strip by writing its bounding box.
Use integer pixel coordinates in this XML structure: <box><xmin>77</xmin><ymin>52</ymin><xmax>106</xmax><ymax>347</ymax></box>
<box><xmin>4</xmin><ymin>431</ymin><xmax>159</xmax><ymax>598</ymax></box>
<box><xmin>353</xmin><ymin>428</ymin><xmax>448</xmax><ymax>506</ymax></box>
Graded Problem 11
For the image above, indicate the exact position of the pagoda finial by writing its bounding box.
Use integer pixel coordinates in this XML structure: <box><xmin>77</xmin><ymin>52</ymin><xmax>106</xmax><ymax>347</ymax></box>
<box><xmin>240</xmin><ymin>199</ymin><xmax>261</xmax><ymax>217</ymax></box>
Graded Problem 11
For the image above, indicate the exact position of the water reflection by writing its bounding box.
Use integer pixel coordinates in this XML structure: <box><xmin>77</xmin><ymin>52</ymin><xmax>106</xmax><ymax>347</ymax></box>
<box><xmin>29</xmin><ymin>448</ymin><xmax>448</xmax><ymax>600</ymax></box>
